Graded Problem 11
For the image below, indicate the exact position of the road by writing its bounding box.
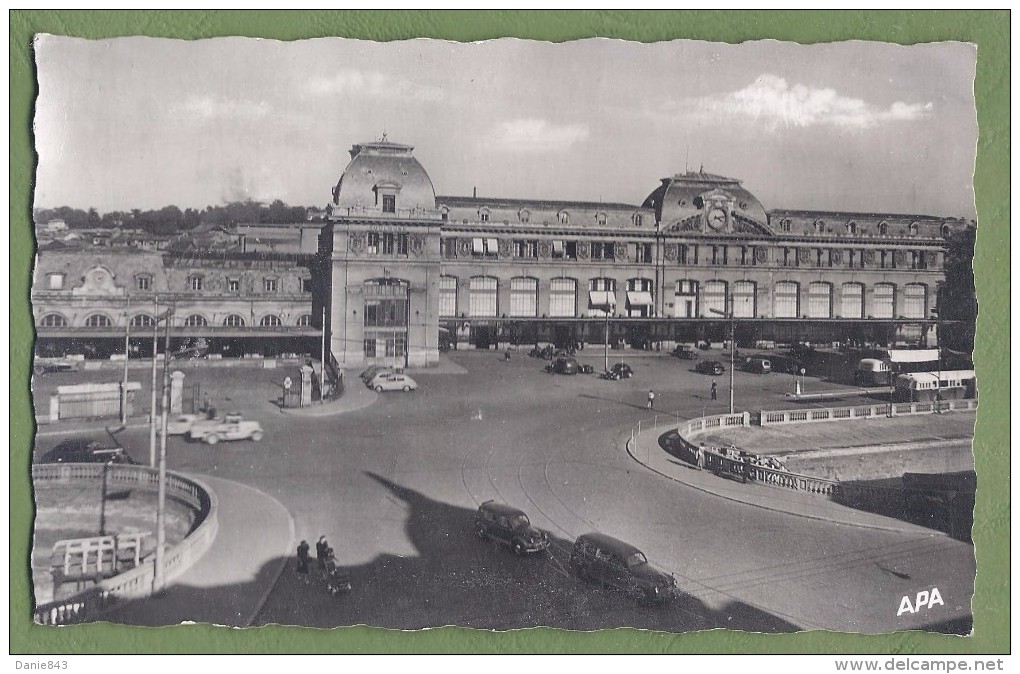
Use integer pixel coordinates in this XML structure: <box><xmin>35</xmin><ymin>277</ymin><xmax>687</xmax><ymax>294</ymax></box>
<box><xmin>32</xmin><ymin>351</ymin><xmax>976</xmax><ymax>632</ymax></box>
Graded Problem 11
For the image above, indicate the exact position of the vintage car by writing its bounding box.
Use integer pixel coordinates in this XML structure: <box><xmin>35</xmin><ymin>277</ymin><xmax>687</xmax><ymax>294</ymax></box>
<box><xmin>165</xmin><ymin>413</ymin><xmax>206</xmax><ymax>436</ymax></box>
<box><xmin>740</xmin><ymin>357</ymin><xmax>772</xmax><ymax>374</ymax></box>
<box><xmin>569</xmin><ymin>532</ymin><xmax>677</xmax><ymax>605</ymax></box>
<box><xmin>545</xmin><ymin>357</ymin><xmax>580</xmax><ymax>375</ymax></box>
<box><xmin>38</xmin><ymin>438</ymin><xmax>137</xmax><ymax>465</ymax></box>
<box><xmin>672</xmin><ymin>345</ymin><xmax>699</xmax><ymax>360</ymax></box>
<box><xmin>370</xmin><ymin>373</ymin><xmax>418</xmax><ymax>392</ymax></box>
<box><xmin>188</xmin><ymin>413</ymin><xmax>264</xmax><ymax>445</ymax></box>
<box><xmin>695</xmin><ymin>360</ymin><xmax>726</xmax><ymax>376</ymax></box>
<box><xmin>474</xmin><ymin>501</ymin><xmax>550</xmax><ymax>556</ymax></box>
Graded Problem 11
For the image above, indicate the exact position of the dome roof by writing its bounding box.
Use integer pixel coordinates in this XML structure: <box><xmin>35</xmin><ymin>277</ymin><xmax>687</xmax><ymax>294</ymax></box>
<box><xmin>643</xmin><ymin>171</ymin><xmax>770</xmax><ymax>233</ymax></box>
<box><xmin>331</xmin><ymin>138</ymin><xmax>437</xmax><ymax>216</ymax></box>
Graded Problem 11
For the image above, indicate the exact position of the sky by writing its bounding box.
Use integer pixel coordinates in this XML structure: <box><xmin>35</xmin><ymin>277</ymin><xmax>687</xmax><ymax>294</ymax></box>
<box><xmin>33</xmin><ymin>36</ymin><xmax>978</xmax><ymax>219</ymax></box>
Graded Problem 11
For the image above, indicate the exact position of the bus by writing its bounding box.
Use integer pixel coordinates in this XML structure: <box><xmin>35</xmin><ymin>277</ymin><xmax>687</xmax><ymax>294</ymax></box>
<box><xmin>893</xmin><ymin>370</ymin><xmax>976</xmax><ymax>402</ymax></box>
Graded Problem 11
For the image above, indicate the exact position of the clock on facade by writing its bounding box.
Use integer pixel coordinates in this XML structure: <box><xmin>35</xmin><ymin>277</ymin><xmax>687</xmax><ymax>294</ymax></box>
<box><xmin>707</xmin><ymin>207</ymin><xmax>728</xmax><ymax>231</ymax></box>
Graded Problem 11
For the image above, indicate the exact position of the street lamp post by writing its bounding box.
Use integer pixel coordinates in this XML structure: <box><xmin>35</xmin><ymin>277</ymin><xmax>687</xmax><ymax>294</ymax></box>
<box><xmin>709</xmin><ymin>301</ymin><xmax>735</xmax><ymax>414</ymax></box>
<box><xmin>931</xmin><ymin>308</ymin><xmax>942</xmax><ymax>412</ymax></box>
<box><xmin>604</xmin><ymin>303</ymin><xmax>610</xmax><ymax>373</ymax></box>
<box><xmin>153</xmin><ymin>305</ymin><xmax>173</xmax><ymax>594</ymax></box>
<box><xmin>121</xmin><ymin>300</ymin><xmax>131</xmax><ymax>425</ymax></box>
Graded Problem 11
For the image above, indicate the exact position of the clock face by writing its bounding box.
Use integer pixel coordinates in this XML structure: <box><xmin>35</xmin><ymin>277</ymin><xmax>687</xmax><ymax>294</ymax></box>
<box><xmin>707</xmin><ymin>207</ymin><xmax>727</xmax><ymax>230</ymax></box>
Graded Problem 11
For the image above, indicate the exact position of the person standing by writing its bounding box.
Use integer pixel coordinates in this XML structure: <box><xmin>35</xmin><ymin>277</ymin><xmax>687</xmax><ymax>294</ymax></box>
<box><xmin>710</xmin><ymin>380</ymin><xmax>718</xmax><ymax>401</ymax></box>
<box><xmin>647</xmin><ymin>389</ymin><xmax>655</xmax><ymax>409</ymax></box>
<box><xmin>316</xmin><ymin>535</ymin><xmax>329</xmax><ymax>573</ymax></box>
<box><xmin>296</xmin><ymin>540</ymin><xmax>311</xmax><ymax>583</ymax></box>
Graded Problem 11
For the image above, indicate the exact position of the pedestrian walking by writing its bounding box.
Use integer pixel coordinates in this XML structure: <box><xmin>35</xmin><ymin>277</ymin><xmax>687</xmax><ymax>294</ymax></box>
<box><xmin>316</xmin><ymin>535</ymin><xmax>329</xmax><ymax>571</ymax></box>
<box><xmin>505</xmin><ymin>349</ymin><xmax>511</xmax><ymax>362</ymax></box>
<box><xmin>710</xmin><ymin>380</ymin><xmax>718</xmax><ymax>401</ymax></box>
<box><xmin>695</xmin><ymin>443</ymin><xmax>704</xmax><ymax>470</ymax></box>
<box><xmin>296</xmin><ymin>540</ymin><xmax>311</xmax><ymax>583</ymax></box>
<box><xmin>647</xmin><ymin>390</ymin><xmax>655</xmax><ymax>410</ymax></box>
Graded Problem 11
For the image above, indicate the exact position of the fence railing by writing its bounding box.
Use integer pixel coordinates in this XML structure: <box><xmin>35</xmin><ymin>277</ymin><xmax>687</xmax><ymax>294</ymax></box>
<box><xmin>760</xmin><ymin>398</ymin><xmax>978</xmax><ymax>426</ymax></box>
<box><xmin>31</xmin><ymin>465</ymin><xmax>218</xmax><ymax>625</ymax></box>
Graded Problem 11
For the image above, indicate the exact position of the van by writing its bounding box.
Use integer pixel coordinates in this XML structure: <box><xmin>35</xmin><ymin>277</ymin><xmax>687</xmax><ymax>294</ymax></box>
<box><xmin>741</xmin><ymin>357</ymin><xmax>771</xmax><ymax>374</ymax></box>
<box><xmin>854</xmin><ymin>358</ymin><xmax>892</xmax><ymax>386</ymax></box>
<box><xmin>569</xmin><ymin>532</ymin><xmax>676</xmax><ymax>604</ymax></box>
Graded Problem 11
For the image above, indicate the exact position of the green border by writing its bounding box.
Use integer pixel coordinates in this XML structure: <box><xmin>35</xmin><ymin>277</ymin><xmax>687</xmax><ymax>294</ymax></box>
<box><xmin>10</xmin><ymin>10</ymin><xmax>1009</xmax><ymax>655</ymax></box>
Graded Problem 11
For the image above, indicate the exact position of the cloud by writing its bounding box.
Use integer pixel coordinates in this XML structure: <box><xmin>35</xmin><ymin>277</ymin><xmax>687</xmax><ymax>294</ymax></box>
<box><xmin>490</xmin><ymin>119</ymin><xmax>590</xmax><ymax>153</ymax></box>
<box><xmin>306</xmin><ymin>70</ymin><xmax>444</xmax><ymax>103</ymax></box>
<box><xmin>176</xmin><ymin>95</ymin><xmax>272</xmax><ymax>121</ymax></box>
<box><xmin>683</xmin><ymin>74</ymin><xmax>933</xmax><ymax>129</ymax></box>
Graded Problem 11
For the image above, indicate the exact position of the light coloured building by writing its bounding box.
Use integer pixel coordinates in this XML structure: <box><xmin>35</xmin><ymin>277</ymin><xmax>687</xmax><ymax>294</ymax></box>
<box><xmin>321</xmin><ymin>137</ymin><xmax>970</xmax><ymax>369</ymax></box>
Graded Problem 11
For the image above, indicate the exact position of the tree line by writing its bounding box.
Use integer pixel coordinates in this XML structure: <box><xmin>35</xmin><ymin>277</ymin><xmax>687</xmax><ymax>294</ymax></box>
<box><xmin>34</xmin><ymin>200</ymin><xmax>315</xmax><ymax>236</ymax></box>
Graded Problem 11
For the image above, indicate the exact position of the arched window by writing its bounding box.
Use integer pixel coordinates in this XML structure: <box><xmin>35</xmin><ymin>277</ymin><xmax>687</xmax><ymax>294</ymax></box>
<box><xmin>872</xmin><ymin>283</ymin><xmax>896</xmax><ymax>319</ymax></box>
<box><xmin>813</xmin><ymin>220</ymin><xmax>825</xmax><ymax>233</ymax></box>
<box><xmin>509</xmin><ymin>277</ymin><xmax>538</xmax><ymax>317</ymax></box>
<box><xmin>702</xmin><ymin>281</ymin><xmax>727</xmax><ymax>318</ymax></box>
<box><xmin>223</xmin><ymin>314</ymin><xmax>246</xmax><ymax>327</ymax></box>
<box><xmin>131</xmin><ymin>314</ymin><xmax>156</xmax><ymax>328</ymax></box>
<box><xmin>841</xmin><ymin>283</ymin><xmax>865</xmax><ymax>319</ymax></box>
<box><xmin>807</xmin><ymin>282</ymin><xmax>833</xmax><ymax>319</ymax></box>
<box><xmin>84</xmin><ymin>313</ymin><xmax>112</xmax><ymax>327</ymax></box>
<box><xmin>588</xmin><ymin>278</ymin><xmax>616</xmax><ymax>317</ymax></box>
<box><xmin>878</xmin><ymin>221</ymin><xmax>889</xmax><ymax>236</ymax></box>
<box><xmin>902</xmin><ymin>284</ymin><xmax>927</xmax><ymax>319</ymax></box>
<box><xmin>479</xmin><ymin>207</ymin><xmax>490</xmax><ymax>222</ymax></box>
<box><xmin>549</xmin><ymin>278</ymin><xmax>577</xmax><ymax>317</ymax></box>
<box><xmin>941</xmin><ymin>224</ymin><xmax>952</xmax><ymax>238</ymax></box>
<box><xmin>626</xmin><ymin>278</ymin><xmax>654</xmax><ymax>318</ymax></box>
<box><xmin>440</xmin><ymin>206</ymin><xmax>450</xmax><ymax>222</ymax></box>
<box><xmin>183</xmin><ymin>314</ymin><xmax>208</xmax><ymax>327</ymax></box>
<box><xmin>773</xmin><ymin>282</ymin><xmax>800</xmax><ymax>318</ymax></box>
<box><xmin>845</xmin><ymin>221</ymin><xmax>857</xmax><ymax>235</ymax></box>
<box><xmin>732</xmin><ymin>281</ymin><xmax>756</xmax><ymax>318</ymax></box>
<box><xmin>468</xmin><ymin>276</ymin><xmax>498</xmax><ymax>317</ymax></box>
<box><xmin>558</xmin><ymin>210</ymin><xmax>570</xmax><ymax>225</ymax></box>
<box><xmin>439</xmin><ymin>275</ymin><xmax>458</xmax><ymax>316</ymax></box>
<box><xmin>595</xmin><ymin>212</ymin><xmax>608</xmax><ymax>226</ymax></box>
<box><xmin>519</xmin><ymin>209</ymin><xmax>531</xmax><ymax>223</ymax></box>
<box><xmin>260</xmin><ymin>315</ymin><xmax>282</xmax><ymax>327</ymax></box>
<box><xmin>633</xmin><ymin>213</ymin><xmax>643</xmax><ymax>227</ymax></box>
<box><xmin>674</xmin><ymin>280</ymin><xmax>698</xmax><ymax>318</ymax></box>
<box><xmin>779</xmin><ymin>218</ymin><xmax>792</xmax><ymax>232</ymax></box>
<box><xmin>908</xmin><ymin>222</ymin><xmax>919</xmax><ymax>236</ymax></box>
<box><xmin>39</xmin><ymin>313</ymin><xmax>67</xmax><ymax>327</ymax></box>
<box><xmin>296</xmin><ymin>314</ymin><xmax>314</xmax><ymax>327</ymax></box>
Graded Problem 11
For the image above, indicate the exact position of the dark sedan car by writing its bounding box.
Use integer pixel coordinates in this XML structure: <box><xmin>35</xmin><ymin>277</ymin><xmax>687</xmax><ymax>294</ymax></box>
<box><xmin>611</xmin><ymin>362</ymin><xmax>634</xmax><ymax>378</ymax></box>
<box><xmin>474</xmin><ymin>501</ymin><xmax>550</xmax><ymax>556</ymax></box>
<box><xmin>695</xmin><ymin>360</ymin><xmax>726</xmax><ymax>376</ymax></box>
<box><xmin>672</xmin><ymin>345</ymin><xmax>699</xmax><ymax>360</ymax></box>
<box><xmin>38</xmin><ymin>438</ymin><xmax>137</xmax><ymax>465</ymax></box>
<box><xmin>546</xmin><ymin>357</ymin><xmax>579</xmax><ymax>375</ymax></box>
<box><xmin>569</xmin><ymin>532</ymin><xmax>677</xmax><ymax>604</ymax></box>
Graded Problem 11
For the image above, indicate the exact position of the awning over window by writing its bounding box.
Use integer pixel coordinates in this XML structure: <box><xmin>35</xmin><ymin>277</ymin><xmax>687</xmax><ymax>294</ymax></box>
<box><xmin>588</xmin><ymin>291</ymin><xmax>617</xmax><ymax>307</ymax></box>
<box><xmin>887</xmin><ymin>349</ymin><xmax>939</xmax><ymax>364</ymax></box>
<box><xmin>626</xmin><ymin>291</ymin><xmax>654</xmax><ymax>306</ymax></box>
<box><xmin>472</xmin><ymin>238</ymin><xmax>484</xmax><ymax>253</ymax></box>
<box><xmin>552</xmin><ymin>240</ymin><xmax>564</xmax><ymax>253</ymax></box>
<box><xmin>486</xmin><ymin>238</ymin><xmax>499</xmax><ymax>251</ymax></box>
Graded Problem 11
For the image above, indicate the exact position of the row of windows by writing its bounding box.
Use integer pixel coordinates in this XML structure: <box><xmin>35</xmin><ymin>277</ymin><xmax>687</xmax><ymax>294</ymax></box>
<box><xmin>437</xmin><ymin>275</ymin><xmax>930</xmax><ymax>320</ymax></box>
<box><xmin>438</xmin><ymin>239</ymin><xmax>938</xmax><ymax>269</ymax></box>
<box><xmin>44</xmin><ymin>273</ymin><xmax>311</xmax><ymax>293</ymax></box>
<box><xmin>441</xmin><ymin>208</ymin><xmax>645</xmax><ymax>227</ymax></box>
<box><xmin>38</xmin><ymin>313</ymin><xmax>315</xmax><ymax>328</ymax></box>
<box><xmin>777</xmin><ymin>219</ymin><xmax>951</xmax><ymax>238</ymax></box>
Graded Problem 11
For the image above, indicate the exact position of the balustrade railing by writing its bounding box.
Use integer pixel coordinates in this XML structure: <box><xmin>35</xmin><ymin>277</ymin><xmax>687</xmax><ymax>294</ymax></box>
<box><xmin>31</xmin><ymin>465</ymin><xmax>217</xmax><ymax>625</ymax></box>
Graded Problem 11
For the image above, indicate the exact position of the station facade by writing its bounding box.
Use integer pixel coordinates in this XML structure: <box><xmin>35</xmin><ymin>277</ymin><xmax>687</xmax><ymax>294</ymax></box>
<box><xmin>321</xmin><ymin>138</ymin><xmax>969</xmax><ymax>369</ymax></box>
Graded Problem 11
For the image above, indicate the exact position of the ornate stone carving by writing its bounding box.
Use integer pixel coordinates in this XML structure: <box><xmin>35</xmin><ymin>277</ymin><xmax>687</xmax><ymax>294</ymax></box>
<box><xmin>538</xmin><ymin>240</ymin><xmax>551</xmax><ymax>258</ymax></box>
<box><xmin>830</xmin><ymin>249</ymin><xmax>843</xmax><ymax>265</ymax></box>
<box><xmin>347</xmin><ymin>233</ymin><xmax>365</xmax><ymax>254</ymax></box>
<box><xmin>498</xmin><ymin>238</ymin><xmax>513</xmax><ymax>258</ymax></box>
<box><xmin>614</xmin><ymin>241</ymin><xmax>628</xmax><ymax>261</ymax></box>
<box><xmin>663</xmin><ymin>243</ymin><xmax>678</xmax><ymax>261</ymax></box>
<box><xmin>576</xmin><ymin>241</ymin><xmax>590</xmax><ymax>259</ymax></box>
<box><xmin>863</xmin><ymin>250</ymin><xmax>876</xmax><ymax>265</ymax></box>
<box><xmin>798</xmin><ymin>249</ymin><xmax>812</xmax><ymax>264</ymax></box>
<box><xmin>928</xmin><ymin>251</ymin><xmax>941</xmax><ymax>268</ymax></box>
<box><xmin>458</xmin><ymin>238</ymin><xmax>472</xmax><ymax>257</ymax></box>
<box><xmin>754</xmin><ymin>247</ymin><xmax>767</xmax><ymax>264</ymax></box>
<box><xmin>409</xmin><ymin>233</ymin><xmax>426</xmax><ymax>257</ymax></box>
<box><xmin>894</xmin><ymin>250</ymin><xmax>909</xmax><ymax>267</ymax></box>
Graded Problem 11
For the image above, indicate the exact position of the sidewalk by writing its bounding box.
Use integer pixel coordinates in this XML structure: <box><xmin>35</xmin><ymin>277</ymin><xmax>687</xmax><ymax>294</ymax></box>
<box><xmin>106</xmin><ymin>474</ymin><xmax>294</xmax><ymax>627</ymax></box>
<box><xmin>624</xmin><ymin>424</ymin><xmax>954</xmax><ymax>535</ymax></box>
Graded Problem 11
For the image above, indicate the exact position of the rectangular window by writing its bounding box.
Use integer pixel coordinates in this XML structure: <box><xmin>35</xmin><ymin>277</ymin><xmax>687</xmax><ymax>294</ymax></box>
<box><xmin>384</xmin><ymin>336</ymin><xmax>405</xmax><ymax>358</ymax></box>
<box><xmin>469</xmin><ymin>277</ymin><xmax>498</xmax><ymax>317</ymax></box>
<box><xmin>774</xmin><ymin>282</ymin><xmax>800</xmax><ymax>318</ymax></box>
<box><xmin>228</xmin><ymin>278</ymin><xmax>240</xmax><ymax>292</ymax></box>
<box><xmin>382</xmin><ymin>195</ymin><xmax>396</xmax><ymax>213</ymax></box>
<box><xmin>513</xmin><ymin>240</ymin><xmax>537</xmax><ymax>258</ymax></box>
<box><xmin>367</xmin><ymin>232</ymin><xmax>379</xmax><ymax>254</ymax></box>
<box><xmin>48</xmin><ymin>274</ymin><xmax>64</xmax><ymax>290</ymax></box>
<box><xmin>633</xmin><ymin>243</ymin><xmax>652</xmax><ymax>263</ymax></box>
<box><xmin>702</xmin><ymin>281</ymin><xmax>727</xmax><ymax>317</ymax></box>
<box><xmin>439</xmin><ymin>277</ymin><xmax>458</xmax><ymax>316</ymax></box>
<box><xmin>807</xmin><ymin>284</ymin><xmax>832</xmax><ymax>318</ymax></box>
<box><xmin>136</xmin><ymin>276</ymin><xmax>151</xmax><ymax>291</ymax></box>
<box><xmin>549</xmin><ymin>279</ymin><xmax>576</xmax><ymax>317</ymax></box>
<box><xmin>782</xmin><ymin>248</ymin><xmax>792</xmax><ymax>267</ymax></box>
<box><xmin>732</xmin><ymin>281</ymin><xmax>756</xmax><ymax>318</ymax></box>
<box><xmin>382</xmin><ymin>233</ymin><xmax>395</xmax><ymax>255</ymax></box>
<box><xmin>264</xmin><ymin>278</ymin><xmax>278</xmax><ymax>293</ymax></box>
<box><xmin>873</xmin><ymin>285</ymin><xmax>895</xmax><ymax>319</ymax></box>
<box><xmin>442</xmin><ymin>238</ymin><xmax>458</xmax><ymax>257</ymax></box>
<box><xmin>509</xmin><ymin>278</ymin><xmax>538</xmax><ymax>317</ymax></box>
<box><xmin>364</xmin><ymin>338</ymin><xmax>377</xmax><ymax>358</ymax></box>
<box><xmin>190</xmin><ymin>276</ymin><xmax>203</xmax><ymax>291</ymax></box>
<box><xmin>591</xmin><ymin>242</ymin><xmax>614</xmax><ymax>260</ymax></box>
<box><xmin>302</xmin><ymin>278</ymin><xmax>313</xmax><ymax>293</ymax></box>
<box><xmin>678</xmin><ymin>244</ymin><xmax>689</xmax><ymax>265</ymax></box>
<box><xmin>841</xmin><ymin>284</ymin><xmax>864</xmax><ymax>319</ymax></box>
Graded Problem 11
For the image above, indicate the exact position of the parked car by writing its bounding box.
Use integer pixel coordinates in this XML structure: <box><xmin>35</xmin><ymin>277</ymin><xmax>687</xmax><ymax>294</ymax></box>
<box><xmin>33</xmin><ymin>358</ymin><xmax>80</xmax><ymax>375</ymax></box>
<box><xmin>767</xmin><ymin>354</ymin><xmax>806</xmax><ymax>375</ymax></box>
<box><xmin>38</xmin><ymin>438</ymin><xmax>137</xmax><ymax>465</ymax></box>
<box><xmin>672</xmin><ymin>345</ymin><xmax>699</xmax><ymax>360</ymax></box>
<box><xmin>188</xmin><ymin>413</ymin><xmax>264</xmax><ymax>445</ymax></box>
<box><xmin>578</xmin><ymin>363</ymin><xmax>595</xmax><ymax>374</ymax></box>
<box><xmin>371</xmin><ymin>373</ymin><xmax>418</xmax><ymax>392</ymax></box>
<box><xmin>546</xmin><ymin>357</ymin><xmax>579</xmax><ymax>375</ymax></box>
<box><xmin>695</xmin><ymin>360</ymin><xmax>726</xmax><ymax>375</ymax></box>
<box><xmin>740</xmin><ymin>357</ymin><xmax>772</xmax><ymax>374</ymax></box>
<box><xmin>165</xmin><ymin>413</ymin><xmax>204</xmax><ymax>436</ymax></box>
<box><xmin>473</xmin><ymin>501</ymin><xmax>550</xmax><ymax>556</ymax></box>
<box><xmin>569</xmin><ymin>532</ymin><xmax>676</xmax><ymax>604</ymax></box>
<box><xmin>361</xmin><ymin>365</ymin><xmax>398</xmax><ymax>382</ymax></box>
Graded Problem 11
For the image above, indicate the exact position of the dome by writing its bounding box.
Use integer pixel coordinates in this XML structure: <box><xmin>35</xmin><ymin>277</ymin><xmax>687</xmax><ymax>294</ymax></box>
<box><xmin>331</xmin><ymin>137</ymin><xmax>437</xmax><ymax>216</ymax></box>
<box><xmin>643</xmin><ymin>171</ymin><xmax>770</xmax><ymax>234</ymax></box>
